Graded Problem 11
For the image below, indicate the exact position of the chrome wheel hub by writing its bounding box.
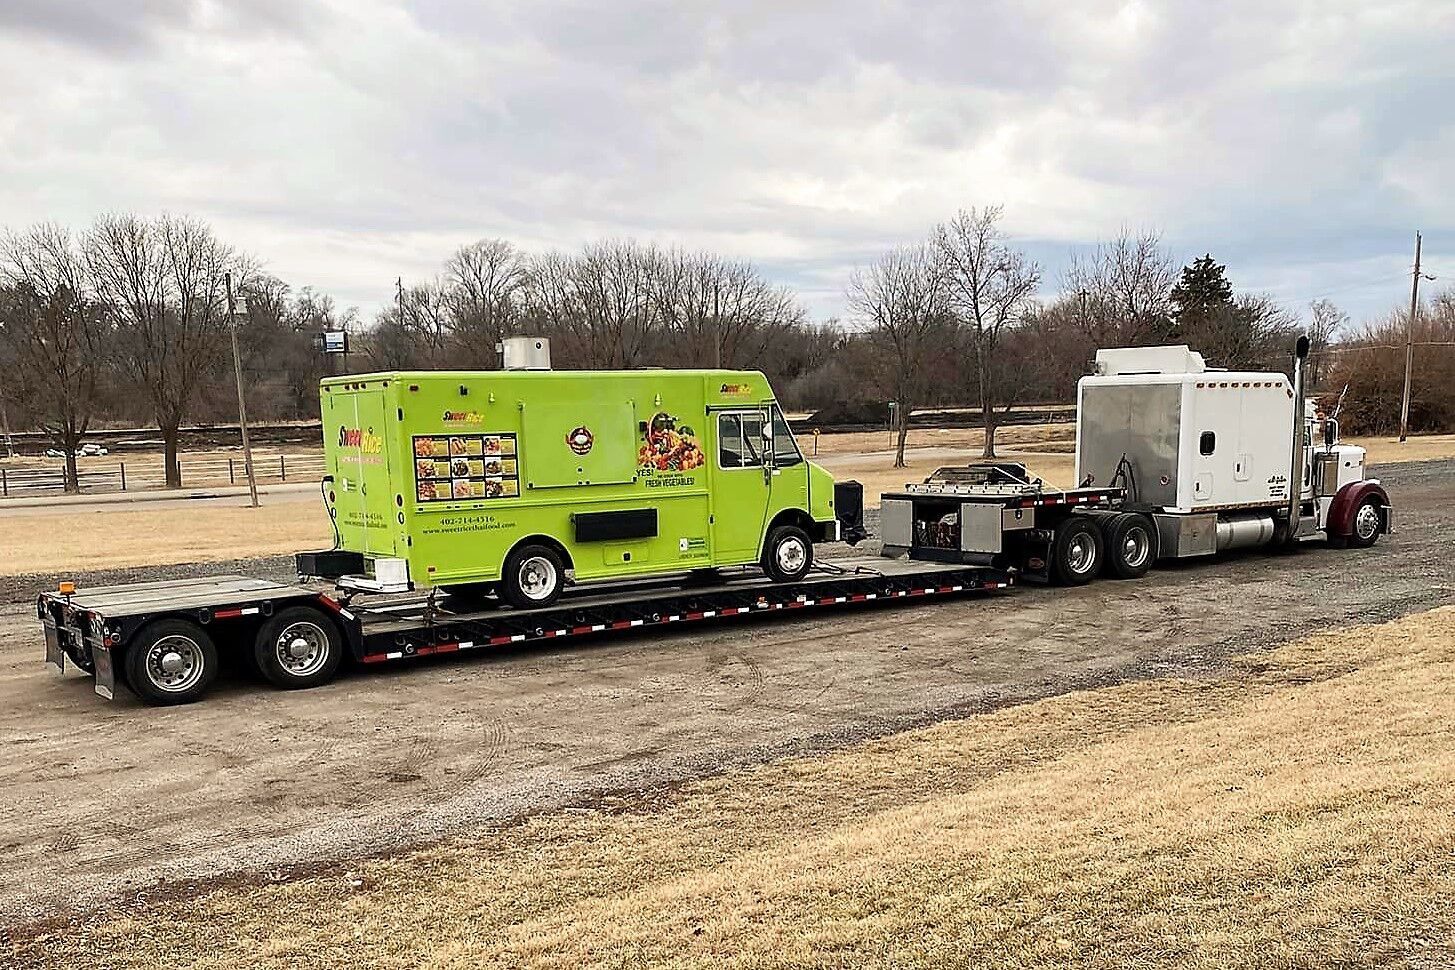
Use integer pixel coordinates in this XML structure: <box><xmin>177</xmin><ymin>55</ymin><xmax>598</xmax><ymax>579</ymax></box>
<box><xmin>146</xmin><ymin>636</ymin><xmax>204</xmax><ymax>692</ymax></box>
<box><xmin>519</xmin><ymin>556</ymin><xmax>558</xmax><ymax>601</ymax></box>
<box><xmin>275</xmin><ymin>621</ymin><xmax>329</xmax><ymax>677</ymax></box>
<box><xmin>1122</xmin><ymin>527</ymin><xmax>1150</xmax><ymax>568</ymax></box>
<box><xmin>1355</xmin><ymin>503</ymin><xmax>1380</xmax><ymax>540</ymax></box>
<box><xmin>1067</xmin><ymin>535</ymin><xmax>1096</xmax><ymax>574</ymax></box>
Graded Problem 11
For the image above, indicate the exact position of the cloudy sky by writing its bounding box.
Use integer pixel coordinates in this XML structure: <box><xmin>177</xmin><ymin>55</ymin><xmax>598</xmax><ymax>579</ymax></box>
<box><xmin>2</xmin><ymin>0</ymin><xmax>1451</xmax><ymax>328</ymax></box>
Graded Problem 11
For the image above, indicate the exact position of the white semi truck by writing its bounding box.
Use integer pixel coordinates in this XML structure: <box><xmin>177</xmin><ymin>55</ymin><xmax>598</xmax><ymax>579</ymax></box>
<box><xmin>880</xmin><ymin>338</ymin><xmax>1391</xmax><ymax>583</ymax></box>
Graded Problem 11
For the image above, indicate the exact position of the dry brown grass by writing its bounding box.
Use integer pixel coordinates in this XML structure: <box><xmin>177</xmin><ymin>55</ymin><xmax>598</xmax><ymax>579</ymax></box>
<box><xmin>1353</xmin><ymin>433</ymin><xmax>1455</xmax><ymax>466</ymax></box>
<box><xmin>0</xmin><ymin>501</ymin><xmax>332</xmax><ymax>577</ymax></box>
<box><xmin>12</xmin><ymin>607</ymin><xmax>1455</xmax><ymax>969</ymax></box>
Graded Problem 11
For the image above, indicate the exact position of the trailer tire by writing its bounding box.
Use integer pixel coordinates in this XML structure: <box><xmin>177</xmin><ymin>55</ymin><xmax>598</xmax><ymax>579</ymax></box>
<box><xmin>1104</xmin><ymin>513</ymin><xmax>1156</xmax><ymax>580</ymax></box>
<box><xmin>501</xmin><ymin>543</ymin><xmax>565</xmax><ymax>609</ymax></box>
<box><xmin>124</xmin><ymin>618</ymin><xmax>219</xmax><ymax>706</ymax></box>
<box><xmin>762</xmin><ymin>525</ymin><xmax>814</xmax><ymax>583</ymax></box>
<box><xmin>1050</xmin><ymin>516</ymin><xmax>1103</xmax><ymax>586</ymax></box>
<box><xmin>1346</xmin><ymin>496</ymin><xmax>1384</xmax><ymax>548</ymax></box>
<box><xmin>255</xmin><ymin>607</ymin><xmax>344</xmax><ymax>690</ymax></box>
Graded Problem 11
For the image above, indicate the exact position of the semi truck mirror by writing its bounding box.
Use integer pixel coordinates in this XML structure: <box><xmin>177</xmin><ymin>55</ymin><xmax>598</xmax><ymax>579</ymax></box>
<box><xmin>1324</xmin><ymin>418</ymin><xmax>1337</xmax><ymax>450</ymax></box>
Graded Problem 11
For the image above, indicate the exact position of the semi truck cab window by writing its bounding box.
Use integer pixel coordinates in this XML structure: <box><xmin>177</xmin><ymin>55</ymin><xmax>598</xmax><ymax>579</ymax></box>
<box><xmin>718</xmin><ymin>412</ymin><xmax>765</xmax><ymax>468</ymax></box>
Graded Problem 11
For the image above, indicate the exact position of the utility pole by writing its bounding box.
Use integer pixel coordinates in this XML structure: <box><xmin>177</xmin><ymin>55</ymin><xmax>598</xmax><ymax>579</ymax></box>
<box><xmin>1399</xmin><ymin>231</ymin><xmax>1435</xmax><ymax>443</ymax></box>
<box><xmin>0</xmin><ymin>397</ymin><xmax>13</xmax><ymax>459</ymax></box>
<box><xmin>226</xmin><ymin>272</ymin><xmax>260</xmax><ymax>508</ymax></box>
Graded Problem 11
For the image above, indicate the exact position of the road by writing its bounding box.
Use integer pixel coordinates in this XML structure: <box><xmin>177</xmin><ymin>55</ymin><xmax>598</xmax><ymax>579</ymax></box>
<box><xmin>0</xmin><ymin>460</ymin><xmax>1450</xmax><ymax>927</ymax></box>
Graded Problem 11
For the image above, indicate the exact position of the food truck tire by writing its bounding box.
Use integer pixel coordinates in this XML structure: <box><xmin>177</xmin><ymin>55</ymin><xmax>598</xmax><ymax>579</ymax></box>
<box><xmin>501</xmin><ymin>543</ymin><xmax>566</xmax><ymax>609</ymax></box>
<box><xmin>762</xmin><ymin>525</ymin><xmax>814</xmax><ymax>583</ymax></box>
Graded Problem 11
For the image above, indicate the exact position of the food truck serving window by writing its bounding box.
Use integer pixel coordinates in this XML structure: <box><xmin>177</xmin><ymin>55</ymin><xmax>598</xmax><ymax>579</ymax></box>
<box><xmin>718</xmin><ymin>412</ymin><xmax>765</xmax><ymax>468</ymax></box>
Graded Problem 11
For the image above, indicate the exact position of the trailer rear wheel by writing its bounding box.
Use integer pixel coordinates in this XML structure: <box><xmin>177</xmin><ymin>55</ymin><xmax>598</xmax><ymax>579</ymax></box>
<box><xmin>124</xmin><ymin>619</ymin><xmax>218</xmax><ymax>706</ymax></box>
<box><xmin>1104</xmin><ymin>513</ymin><xmax>1156</xmax><ymax>580</ymax></box>
<box><xmin>501</xmin><ymin>544</ymin><xmax>565</xmax><ymax>609</ymax></box>
<box><xmin>1050</xmin><ymin>516</ymin><xmax>1103</xmax><ymax>586</ymax></box>
<box><xmin>762</xmin><ymin>525</ymin><xmax>814</xmax><ymax>583</ymax></box>
<box><xmin>255</xmin><ymin>607</ymin><xmax>344</xmax><ymax>690</ymax></box>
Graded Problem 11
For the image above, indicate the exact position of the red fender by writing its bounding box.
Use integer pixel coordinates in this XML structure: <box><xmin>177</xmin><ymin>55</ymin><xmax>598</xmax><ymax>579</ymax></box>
<box><xmin>1326</xmin><ymin>480</ymin><xmax>1390</xmax><ymax>536</ymax></box>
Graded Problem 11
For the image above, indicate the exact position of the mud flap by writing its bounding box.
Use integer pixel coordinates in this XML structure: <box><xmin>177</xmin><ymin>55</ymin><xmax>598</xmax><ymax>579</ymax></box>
<box><xmin>44</xmin><ymin>623</ymin><xmax>64</xmax><ymax>673</ymax></box>
<box><xmin>92</xmin><ymin>647</ymin><xmax>117</xmax><ymax>701</ymax></box>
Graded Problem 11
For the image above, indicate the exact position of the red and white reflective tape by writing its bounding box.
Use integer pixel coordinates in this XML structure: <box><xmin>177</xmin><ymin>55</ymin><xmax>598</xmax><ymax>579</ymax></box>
<box><xmin>358</xmin><ymin>576</ymin><xmax>1005</xmax><ymax>663</ymax></box>
<box><xmin>212</xmin><ymin>606</ymin><xmax>261</xmax><ymax>620</ymax></box>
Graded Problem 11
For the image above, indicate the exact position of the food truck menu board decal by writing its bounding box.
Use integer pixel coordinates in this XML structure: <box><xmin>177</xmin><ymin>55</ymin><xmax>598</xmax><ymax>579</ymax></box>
<box><xmin>413</xmin><ymin>434</ymin><xmax>520</xmax><ymax>502</ymax></box>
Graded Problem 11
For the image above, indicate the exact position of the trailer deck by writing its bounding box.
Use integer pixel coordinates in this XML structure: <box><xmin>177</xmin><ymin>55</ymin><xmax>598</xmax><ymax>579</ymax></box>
<box><xmin>39</xmin><ymin>556</ymin><xmax>1013</xmax><ymax>704</ymax></box>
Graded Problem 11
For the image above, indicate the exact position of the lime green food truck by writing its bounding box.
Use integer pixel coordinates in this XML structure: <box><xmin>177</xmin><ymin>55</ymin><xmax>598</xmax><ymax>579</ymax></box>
<box><xmin>316</xmin><ymin>367</ymin><xmax>858</xmax><ymax>608</ymax></box>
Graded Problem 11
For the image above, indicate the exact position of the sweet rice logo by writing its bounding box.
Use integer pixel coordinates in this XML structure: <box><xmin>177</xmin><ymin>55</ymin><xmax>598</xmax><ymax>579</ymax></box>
<box><xmin>337</xmin><ymin>426</ymin><xmax>382</xmax><ymax>454</ymax></box>
<box><xmin>441</xmin><ymin>410</ymin><xmax>484</xmax><ymax>425</ymax></box>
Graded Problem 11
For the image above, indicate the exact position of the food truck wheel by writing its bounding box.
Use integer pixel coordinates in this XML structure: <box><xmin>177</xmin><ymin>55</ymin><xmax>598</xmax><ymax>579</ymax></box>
<box><xmin>762</xmin><ymin>525</ymin><xmax>814</xmax><ymax>583</ymax></box>
<box><xmin>255</xmin><ymin>607</ymin><xmax>344</xmax><ymax>690</ymax></box>
<box><xmin>124</xmin><ymin>619</ymin><xmax>219</xmax><ymax>706</ymax></box>
<box><xmin>502</xmin><ymin>544</ymin><xmax>565</xmax><ymax>609</ymax></box>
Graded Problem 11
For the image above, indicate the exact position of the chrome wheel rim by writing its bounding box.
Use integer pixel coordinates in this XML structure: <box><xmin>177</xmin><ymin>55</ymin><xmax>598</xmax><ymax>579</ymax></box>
<box><xmin>776</xmin><ymin>536</ymin><xmax>808</xmax><ymax>574</ymax></box>
<box><xmin>1067</xmin><ymin>534</ymin><xmax>1096</xmax><ymax>574</ymax></box>
<box><xmin>275</xmin><ymin>621</ymin><xmax>330</xmax><ymax>677</ymax></box>
<box><xmin>1122</xmin><ymin>527</ymin><xmax>1151</xmax><ymax>568</ymax></box>
<box><xmin>145</xmin><ymin>635</ymin><xmax>205</xmax><ymax>693</ymax></box>
<box><xmin>1355</xmin><ymin>503</ymin><xmax>1380</xmax><ymax>541</ymax></box>
<box><xmin>518</xmin><ymin>556</ymin><xmax>558</xmax><ymax>601</ymax></box>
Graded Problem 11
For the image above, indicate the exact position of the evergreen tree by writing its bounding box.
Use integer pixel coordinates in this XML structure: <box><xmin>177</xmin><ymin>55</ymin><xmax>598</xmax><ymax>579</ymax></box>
<box><xmin>1170</xmin><ymin>253</ymin><xmax>1234</xmax><ymax>332</ymax></box>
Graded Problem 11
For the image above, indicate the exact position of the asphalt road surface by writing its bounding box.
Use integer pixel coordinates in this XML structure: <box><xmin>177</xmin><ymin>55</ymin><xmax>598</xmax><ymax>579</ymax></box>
<box><xmin>1</xmin><ymin>459</ymin><xmax>1450</xmax><ymax>927</ymax></box>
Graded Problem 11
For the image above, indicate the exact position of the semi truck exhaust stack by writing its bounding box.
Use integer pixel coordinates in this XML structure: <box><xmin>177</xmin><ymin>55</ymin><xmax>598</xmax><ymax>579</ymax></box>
<box><xmin>1286</xmin><ymin>335</ymin><xmax>1311</xmax><ymax>538</ymax></box>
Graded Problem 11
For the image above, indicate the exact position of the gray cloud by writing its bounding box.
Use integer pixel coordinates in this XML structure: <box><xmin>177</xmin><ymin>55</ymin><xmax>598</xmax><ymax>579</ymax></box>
<box><xmin>0</xmin><ymin>0</ymin><xmax>1450</xmax><ymax>325</ymax></box>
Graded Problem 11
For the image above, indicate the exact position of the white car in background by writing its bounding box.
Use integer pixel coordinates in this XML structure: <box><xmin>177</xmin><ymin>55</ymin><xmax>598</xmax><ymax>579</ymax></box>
<box><xmin>44</xmin><ymin>444</ymin><xmax>109</xmax><ymax>458</ymax></box>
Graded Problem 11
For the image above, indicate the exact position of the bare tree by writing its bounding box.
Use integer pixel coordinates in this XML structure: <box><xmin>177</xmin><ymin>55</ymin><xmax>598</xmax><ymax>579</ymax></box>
<box><xmin>935</xmin><ymin>206</ymin><xmax>1041</xmax><ymax>457</ymax></box>
<box><xmin>1308</xmin><ymin>297</ymin><xmax>1348</xmax><ymax>388</ymax></box>
<box><xmin>0</xmin><ymin>225</ymin><xmax>109</xmax><ymax>491</ymax></box>
<box><xmin>85</xmin><ymin>214</ymin><xmax>247</xmax><ymax>487</ymax></box>
<box><xmin>847</xmin><ymin>242</ymin><xmax>950</xmax><ymax>467</ymax></box>
<box><xmin>1065</xmin><ymin>229</ymin><xmax>1176</xmax><ymax>346</ymax></box>
<box><xmin>444</xmin><ymin>239</ymin><xmax>530</xmax><ymax>367</ymax></box>
<box><xmin>649</xmin><ymin>248</ymin><xmax>804</xmax><ymax>368</ymax></box>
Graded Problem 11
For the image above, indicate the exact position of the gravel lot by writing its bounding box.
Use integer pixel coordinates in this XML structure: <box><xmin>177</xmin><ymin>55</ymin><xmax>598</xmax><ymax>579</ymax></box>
<box><xmin>0</xmin><ymin>459</ymin><xmax>1450</xmax><ymax>928</ymax></box>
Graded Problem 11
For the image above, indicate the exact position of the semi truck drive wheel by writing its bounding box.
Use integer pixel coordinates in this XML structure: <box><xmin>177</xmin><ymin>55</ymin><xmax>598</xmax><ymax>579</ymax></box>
<box><xmin>1103</xmin><ymin>512</ymin><xmax>1157</xmax><ymax>580</ymax></box>
<box><xmin>763</xmin><ymin>525</ymin><xmax>814</xmax><ymax>583</ymax></box>
<box><xmin>1346</xmin><ymin>496</ymin><xmax>1385</xmax><ymax>548</ymax></box>
<box><xmin>501</xmin><ymin>544</ymin><xmax>565</xmax><ymax>609</ymax></box>
<box><xmin>1050</xmin><ymin>516</ymin><xmax>1103</xmax><ymax>586</ymax></box>
<box><xmin>255</xmin><ymin>606</ymin><xmax>344</xmax><ymax>690</ymax></box>
<box><xmin>124</xmin><ymin>618</ymin><xmax>219</xmax><ymax>706</ymax></box>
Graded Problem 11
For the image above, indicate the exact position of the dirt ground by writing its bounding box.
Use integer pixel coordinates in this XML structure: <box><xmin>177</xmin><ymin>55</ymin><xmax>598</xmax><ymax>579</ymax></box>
<box><xmin>0</xmin><ymin>459</ymin><xmax>1450</xmax><ymax>935</ymax></box>
<box><xmin>13</xmin><ymin>607</ymin><xmax>1455</xmax><ymax>968</ymax></box>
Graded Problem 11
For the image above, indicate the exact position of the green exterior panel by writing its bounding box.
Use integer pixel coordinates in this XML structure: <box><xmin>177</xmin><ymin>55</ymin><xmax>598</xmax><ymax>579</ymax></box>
<box><xmin>319</xmin><ymin>369</ymin><xmax>838</xmax><ymax>589</ymax></box>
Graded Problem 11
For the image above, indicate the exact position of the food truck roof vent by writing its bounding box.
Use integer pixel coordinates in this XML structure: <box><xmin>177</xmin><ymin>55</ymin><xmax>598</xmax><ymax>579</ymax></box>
<box><xmin>498</xmin><ymin>336</ymin><xmax>552</xmax><ymax>371</ymax></box>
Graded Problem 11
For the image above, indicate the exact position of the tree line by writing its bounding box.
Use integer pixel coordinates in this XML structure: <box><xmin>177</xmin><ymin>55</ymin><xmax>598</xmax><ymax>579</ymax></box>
<box><xmin>0</xmin><ymin>211</ymin><xmax>1446</xmax><ymax>489</ymax></box>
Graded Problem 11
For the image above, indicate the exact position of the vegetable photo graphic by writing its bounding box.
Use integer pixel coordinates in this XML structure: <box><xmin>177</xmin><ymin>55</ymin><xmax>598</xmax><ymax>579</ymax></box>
<box><xmin>638</xmin><ymin>411</ymin><xmax>703</xmax><ymax>472</ymax></box>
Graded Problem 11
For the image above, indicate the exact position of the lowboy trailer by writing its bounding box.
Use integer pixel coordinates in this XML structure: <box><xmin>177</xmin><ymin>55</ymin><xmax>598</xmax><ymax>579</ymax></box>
<box><xmin>39</xmin><ymin>558</ymin><xmax>1013</xmax><ymax>704</ymax></box>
